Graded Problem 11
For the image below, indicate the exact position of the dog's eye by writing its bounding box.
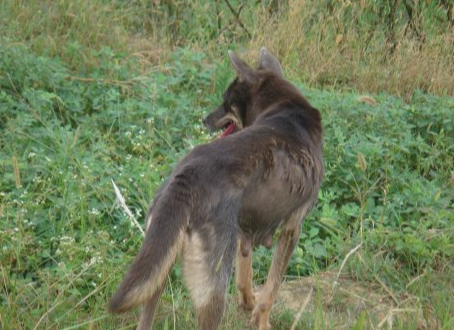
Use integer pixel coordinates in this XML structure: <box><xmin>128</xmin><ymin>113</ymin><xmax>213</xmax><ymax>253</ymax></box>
<box><xmin>223</xmin><ymin>102</ymin><xmax>231</xmax><ymax>113</ymax></box>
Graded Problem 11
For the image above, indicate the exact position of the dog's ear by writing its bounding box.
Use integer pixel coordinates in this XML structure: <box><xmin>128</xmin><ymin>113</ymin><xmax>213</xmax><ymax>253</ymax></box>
<box><xmin>258</xmin><ymin>47</ymin><xmax>282</xmax><ymax>77</ymax></box>
<box><xmin>228</xmin><ymin>50</ymin><xmax>257</xmax><ymax>83</ymax></box>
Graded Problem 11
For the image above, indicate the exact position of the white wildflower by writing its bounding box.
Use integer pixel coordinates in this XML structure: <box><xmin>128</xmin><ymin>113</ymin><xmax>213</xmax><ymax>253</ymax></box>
<box><xmin>89</xmin><ymin>208</ymin><xmax>100</xmax><ymax>216</ymax></box>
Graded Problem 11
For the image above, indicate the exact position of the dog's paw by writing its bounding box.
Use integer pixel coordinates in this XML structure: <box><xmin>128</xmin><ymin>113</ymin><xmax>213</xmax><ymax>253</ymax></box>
<box><xmin>237</xmin><ymin>287</ymin><xmax>256</xmax><ymax>311</ymax></box>
<box><xmin>238</xmin><ymin>294</ymin><xmax>256</xmax><ymax>311</ymax></box>
<box><xmin>250</xmin><ymin>304</ymin><xmax>272</xmax><ymax>330</ymax></box>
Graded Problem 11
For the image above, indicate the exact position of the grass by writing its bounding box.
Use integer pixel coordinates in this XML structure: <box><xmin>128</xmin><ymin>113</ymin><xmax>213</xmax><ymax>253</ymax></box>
<box><xmin>1</xmin><ymin>1</ymin><xmax>454</xmax><ymax>329</ymax></box>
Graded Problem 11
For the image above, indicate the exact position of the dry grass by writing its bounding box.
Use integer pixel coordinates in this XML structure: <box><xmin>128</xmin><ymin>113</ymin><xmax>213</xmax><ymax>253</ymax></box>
<box><xmin>0</xmin><ymin>0</ymin><xmax>170</xmax><ymax>69</ymax></box>
<box><xmin>277</xmin><ymin>271</ymin><xmax>427</xmax><ymax>330</ymax></box>
<box><xmin>1</xmin><ymin>0</ymin><xmax>124</xmax><ymax>63</ymax></box>
<box><xmin>249</xmin><ymin>0</ymin><xmax>454</xmax><ymax>97</ymax></box>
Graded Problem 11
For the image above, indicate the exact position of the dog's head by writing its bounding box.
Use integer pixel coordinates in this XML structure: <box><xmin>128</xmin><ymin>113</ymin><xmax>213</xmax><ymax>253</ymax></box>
<box><xmin>203</xmin><ymin>48</ymin><xmax>283</xmax><ymax>137</ymax></box>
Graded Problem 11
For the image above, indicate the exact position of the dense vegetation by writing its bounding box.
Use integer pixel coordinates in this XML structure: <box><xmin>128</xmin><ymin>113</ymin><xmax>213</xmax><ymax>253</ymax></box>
<box><xmin>1</xmin><ymin>1</ymin><xmax>453</xmax><ymax>329</ymax></box>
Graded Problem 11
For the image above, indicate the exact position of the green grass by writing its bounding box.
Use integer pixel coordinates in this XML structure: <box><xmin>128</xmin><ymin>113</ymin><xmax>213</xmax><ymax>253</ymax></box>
<box><xmin>1</xmin><ymin>1</ymin><xmax>454</xmax><ymax>329</ymax></box>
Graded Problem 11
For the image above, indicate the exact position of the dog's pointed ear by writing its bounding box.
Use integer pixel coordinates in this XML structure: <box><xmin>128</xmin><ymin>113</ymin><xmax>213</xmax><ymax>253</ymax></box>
<box><xmin>258</xmin><ymin>47</ymin><xmax>282</xmax><ymax>77</ymax></box>
<box><xmin>228</xmin><ymin>50</ymin><xmax>257</xmax><ymax>83</ymax></box>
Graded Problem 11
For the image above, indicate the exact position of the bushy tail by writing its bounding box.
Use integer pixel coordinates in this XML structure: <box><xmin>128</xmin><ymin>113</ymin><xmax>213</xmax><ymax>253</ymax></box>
<box><xmin>109</xmin><ymin>190</ymin><xmax>190</xmax><ymax>313</ymax></box>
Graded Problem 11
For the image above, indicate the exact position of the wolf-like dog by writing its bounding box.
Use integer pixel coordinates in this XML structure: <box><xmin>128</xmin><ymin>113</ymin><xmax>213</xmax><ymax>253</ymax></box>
<box><xmin>109</xmin><ymin>48</ymin><xmax>324</xmax><ymax>330</ymax></box>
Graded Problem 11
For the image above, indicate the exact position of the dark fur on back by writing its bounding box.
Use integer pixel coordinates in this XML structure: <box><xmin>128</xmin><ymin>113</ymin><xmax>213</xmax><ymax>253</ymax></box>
<box><xmin>109</xmin><ymin>48</ymin><xmax>323</xmax><ymax>330</ymax></box>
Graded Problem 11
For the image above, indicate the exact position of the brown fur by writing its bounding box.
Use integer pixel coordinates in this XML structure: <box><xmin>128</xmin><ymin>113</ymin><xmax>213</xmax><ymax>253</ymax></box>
<box><xmin>109</xmin><ymin>48</ymin><xmax>324</xmax><ymax>330</ymax></box>
<box><xmin>236</xmin><ymin>238</ymin><xmax>255</xmax><ymax>310</ymax></box>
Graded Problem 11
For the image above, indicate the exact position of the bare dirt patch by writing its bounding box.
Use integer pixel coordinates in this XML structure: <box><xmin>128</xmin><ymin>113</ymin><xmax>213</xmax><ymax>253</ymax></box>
<box><xmin>273</xmin><ymin>271</ymin><xmax>429</xmax><ymax>330</ymax></box>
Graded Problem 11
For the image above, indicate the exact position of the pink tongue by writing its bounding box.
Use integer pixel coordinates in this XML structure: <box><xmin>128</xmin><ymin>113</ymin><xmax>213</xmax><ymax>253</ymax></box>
<box><xmin>220</xmin><ymin>123</ymin><xmax>235</xmax><ymax>138</ymax></box>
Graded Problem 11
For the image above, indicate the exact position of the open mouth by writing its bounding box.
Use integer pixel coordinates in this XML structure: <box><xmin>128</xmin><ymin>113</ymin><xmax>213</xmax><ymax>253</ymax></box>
<box><xmin>220</xmin><ymin>120</ymin><xmax>236</xmax><ymax>138</ymax></box>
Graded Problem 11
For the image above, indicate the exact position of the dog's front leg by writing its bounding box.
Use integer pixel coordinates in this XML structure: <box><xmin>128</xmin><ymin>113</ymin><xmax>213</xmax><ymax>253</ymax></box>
<box><xmin>250</xmin><ymin>214</ymin><xmax>302</xmax><ymax>330</ymax></box>
<box><xmin>236</xmin><ymin>237</ymin><xmax>255</xmax><ymax>310</ymax></box>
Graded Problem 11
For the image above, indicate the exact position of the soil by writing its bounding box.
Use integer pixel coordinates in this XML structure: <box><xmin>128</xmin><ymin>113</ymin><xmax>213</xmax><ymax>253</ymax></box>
<box><xmin>273</xmin><ymin>271</ymin><xmax>429</xmax><ymax>330</ymax></box>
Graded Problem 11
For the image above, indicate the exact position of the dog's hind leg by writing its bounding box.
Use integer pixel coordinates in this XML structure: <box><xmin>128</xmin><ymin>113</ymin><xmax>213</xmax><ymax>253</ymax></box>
<box><xmin>183</xmin><ymin>224</ymin><xmax>236</xmax><ymax>330</ymax></box>
<box><xmin>136</xmin><ymin>279</ymin><xmax>166</xmax><ymax>330</ymax></box>
<box><xmin>236</xmin><ymin>236</ymin><xmax>255</xmax><ymax>310</ymax></box>
<box><xmin>250</xmin><ymin>207</ymin><xmax>307</xmax><ymax>330</ymax></box>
